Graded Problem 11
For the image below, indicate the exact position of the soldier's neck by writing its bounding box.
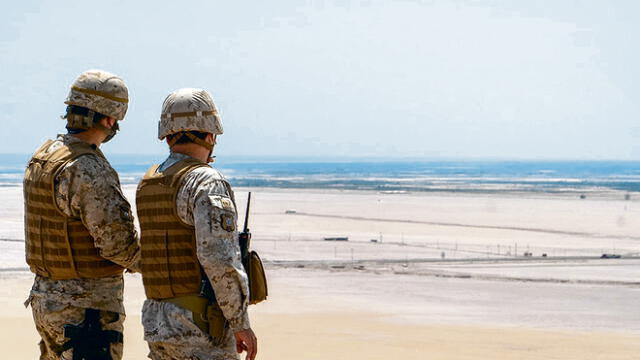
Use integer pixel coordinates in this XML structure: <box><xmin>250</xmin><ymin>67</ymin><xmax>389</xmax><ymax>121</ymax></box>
<box><xmin>69</xmin><ymin>129</ymin><xmax>103</xmax><ymax>148</ymax></box>
<box><xmin>171</xmin><ymin>144</ymin><xmax>209</xmax><ymax>163</ymax></box>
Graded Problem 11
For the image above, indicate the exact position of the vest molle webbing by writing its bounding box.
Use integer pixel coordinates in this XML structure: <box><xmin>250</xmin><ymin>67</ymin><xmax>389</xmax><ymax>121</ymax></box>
<box><xmin>24</xmin><ymin>140</ymin><xmax>124</xmax><ymax>280</ymax></box>
<box><xmin>136</xmin><ymin>158</ymin><xmax>209</xmax><ymax>300</ymax></box>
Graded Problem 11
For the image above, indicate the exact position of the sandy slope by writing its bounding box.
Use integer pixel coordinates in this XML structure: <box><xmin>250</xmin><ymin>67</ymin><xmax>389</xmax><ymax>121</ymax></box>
<box><xmin>1</xmin><ymin>271</ymin><xmax>639</xmax><ymax>360</ymax></box>
<box><xmin>5</xmin><ymin>314</ymin><xmax>640</xmax><ymax>360</ymax></box>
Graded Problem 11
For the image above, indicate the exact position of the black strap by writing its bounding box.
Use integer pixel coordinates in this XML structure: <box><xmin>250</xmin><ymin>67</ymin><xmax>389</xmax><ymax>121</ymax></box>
<box><xmin>62</xmin><ymin>308</ymin><xmax>123</xmax><ymax>360</ymax></box>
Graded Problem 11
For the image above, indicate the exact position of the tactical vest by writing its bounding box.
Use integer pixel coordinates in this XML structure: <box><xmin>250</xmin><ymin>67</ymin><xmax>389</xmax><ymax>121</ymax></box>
<box><xmin>24</xmin><ymin>139</ymin><xmax>125</xmax><ymax>280</ymax></box>
<box><xmin>136</xmin><ymin>158</ymin><xmax>209</xmax><ymax>300</ymax></box>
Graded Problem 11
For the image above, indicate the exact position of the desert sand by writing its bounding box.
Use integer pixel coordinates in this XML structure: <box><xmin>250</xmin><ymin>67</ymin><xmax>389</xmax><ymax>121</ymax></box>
<box><xmin>1</xmin><ymin>186</ymin><xmax>639</xmax><ymax>359</ymax></box>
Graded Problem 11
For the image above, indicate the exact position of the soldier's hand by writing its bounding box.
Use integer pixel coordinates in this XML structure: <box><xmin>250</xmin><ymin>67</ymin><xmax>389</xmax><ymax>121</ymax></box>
<box><xmin>234</xmin><ymin>328</ymin><xmax>257</xmax><ymax>360</ymax></box>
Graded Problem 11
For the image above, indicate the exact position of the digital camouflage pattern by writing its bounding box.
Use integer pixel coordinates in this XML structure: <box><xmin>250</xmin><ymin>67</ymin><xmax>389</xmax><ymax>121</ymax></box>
<box><xmin>26</xmin><ymin>134</ymin><xmax>139</xmax><ymax>359</ymax></box>
<box><xmin>29</xmin><ymin>274</ymin><xmax>126</xmax><ymax>316</ymax></box>
<box><xmin>142</xmin><ymin>301</ymin><xmax>237</xmax><ymax>360</ymax></box>
<box><xmin>64</xmin><ymin>69</ymin><xmax>129</xmax><ymax>120</ymax></box>
<box><xmin>176</xmin><ymin>159</ymin><xmax>249</xmax><ymax>331</ymax></box>
<box><xmin>158</xmin><ymin>88</ymin><xmax>223</xmax><ymax>139</ymax></box>
<box><xmin>143</xmin><ymin>152</ymin><xmax>250</xmax><ymax>360</ymax></box>
<box><xmin>50</xmin><ymin>135</ymin><xmax>140</xmax><ymax>273</ymax></box>
<box><xmin>31</xmin><ymin>295</ymin><xmax>124</xmax><ymax>360</ymax></box>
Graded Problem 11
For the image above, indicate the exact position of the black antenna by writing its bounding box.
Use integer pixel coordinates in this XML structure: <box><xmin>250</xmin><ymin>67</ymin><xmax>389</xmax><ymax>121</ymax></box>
<box><xmin>243</xmin><ymin>192</ymin><xmax>251</xmax><ymax>232</ymax></box>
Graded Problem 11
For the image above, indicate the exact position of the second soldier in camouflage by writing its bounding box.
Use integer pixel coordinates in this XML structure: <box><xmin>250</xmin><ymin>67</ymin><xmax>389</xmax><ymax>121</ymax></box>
<box><xmin>137</xmin><ymin>88</ymin><xmax>257</xmax><ymax>360</ymax></box>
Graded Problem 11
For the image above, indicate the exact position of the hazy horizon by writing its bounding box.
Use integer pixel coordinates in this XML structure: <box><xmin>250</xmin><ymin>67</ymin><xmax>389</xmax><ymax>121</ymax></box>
<box><xmin>4</xmin><ymin>151</ymin><xmax>640</xmax><ymax>163</ymax></box>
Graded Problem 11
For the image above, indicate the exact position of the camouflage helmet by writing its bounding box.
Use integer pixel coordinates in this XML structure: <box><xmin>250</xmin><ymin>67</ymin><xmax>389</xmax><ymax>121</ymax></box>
<box><xmin>64</xmin><ymin>69</ymin><xmax>129</xmax><ymax>120</ymax></box>
<box><xmin>158</xmin><ymin>88</ymin><xmax>223</xmax><ymax>140</ymax></box>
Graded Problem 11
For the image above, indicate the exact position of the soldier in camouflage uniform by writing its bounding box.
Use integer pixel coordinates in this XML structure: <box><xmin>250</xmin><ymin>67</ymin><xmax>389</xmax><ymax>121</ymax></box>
<box><xmin>136</xmin><ymin>88</ymin><xmax>257</xmax><ymax>360</ymax></box>
<box><xmin>23</xmin><ymin>70</ymin><xmax>140</xmax><ymax>360</ymax></box>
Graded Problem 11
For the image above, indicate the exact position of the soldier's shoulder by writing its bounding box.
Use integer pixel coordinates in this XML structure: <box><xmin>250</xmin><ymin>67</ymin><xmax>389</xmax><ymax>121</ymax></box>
<box><xmin>63</xmin><ymin>152</ymin><xmax>116</xmax><ymax>181</ymax></box>
<box><xmin>72</xmin><ymin>152</ymin><xmax>113</xmax><ymax>170</ymax></box>
<box><xmin>188</xmin><ymin>165</ymin><xmax>227</xmax><ymax>182</ymax></box>
<box><xmin>183</xmin><ymin>165</ymin><xmax>232</xmax><ymax>197</ymax></box>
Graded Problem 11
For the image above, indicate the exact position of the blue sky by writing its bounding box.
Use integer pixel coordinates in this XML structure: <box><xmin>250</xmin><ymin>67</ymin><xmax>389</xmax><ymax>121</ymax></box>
<box><xmin>1</xmin><ymin>0</ymin><xmax>639</xmax><ymax>159</ymax></box>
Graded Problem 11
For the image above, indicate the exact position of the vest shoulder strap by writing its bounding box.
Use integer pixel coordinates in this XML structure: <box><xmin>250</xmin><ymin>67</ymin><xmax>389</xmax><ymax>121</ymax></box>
<box><xmin>31</xmin><ymin>139</ymin><xmax>102</xmax><ymax>165</ymax></box>
<box><xmin>141</xmin><ymin>158</ymin><xmax>209</xmax><ymax>186</ymax></box>
<box><xmin>169</xmin><ymin>160</ymin><xmax>209</xmax><ymax>189</ymax></box>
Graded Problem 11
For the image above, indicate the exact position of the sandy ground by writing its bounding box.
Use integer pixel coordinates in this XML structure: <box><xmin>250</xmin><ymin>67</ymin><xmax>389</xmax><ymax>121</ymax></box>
<box><xmin>1</xmin><ymin>186</ymin><xmax>639</xmax><ymax>359</ymax></box>
<box><xmin>1</xmin><ymin>270</ymin><xmax>639</xmax><ymax>360</ymax></box>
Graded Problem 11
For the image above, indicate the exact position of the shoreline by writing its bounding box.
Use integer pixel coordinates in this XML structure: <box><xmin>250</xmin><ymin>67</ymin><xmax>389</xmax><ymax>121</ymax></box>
<box><xmin>2</xmin><ymin>181</ymin><xmax>639</xmax><ymax>201</ymax></box>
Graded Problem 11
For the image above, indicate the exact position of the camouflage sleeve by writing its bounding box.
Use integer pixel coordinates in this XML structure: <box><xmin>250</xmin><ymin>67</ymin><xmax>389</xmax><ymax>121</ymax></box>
<box><xmin>176</xmin><ymin>167</ymin><xmax>251</xmax><ymax>332</ymax></box>
<box><xmin>54</xmin><ymin>154</ymin><xmax>140</xmax><ymax>270</ymax></box>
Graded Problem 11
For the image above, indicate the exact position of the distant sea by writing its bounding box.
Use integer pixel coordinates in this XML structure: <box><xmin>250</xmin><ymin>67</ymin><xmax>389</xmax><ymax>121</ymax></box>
<box><xmin>2</xmin><ymin>153</ymin><xmax>640</xmax><ymax>194</ymax></box>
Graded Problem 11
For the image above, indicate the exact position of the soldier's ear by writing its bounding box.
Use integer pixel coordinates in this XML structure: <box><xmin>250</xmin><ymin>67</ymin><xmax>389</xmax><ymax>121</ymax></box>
<box><xmin>102</xmin><ymin>117</ymin><xmax>117</xmax><ymax>129</ymax></box>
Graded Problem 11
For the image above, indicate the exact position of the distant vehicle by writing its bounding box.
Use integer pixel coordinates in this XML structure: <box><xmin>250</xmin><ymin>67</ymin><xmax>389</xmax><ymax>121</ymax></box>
<box><xmin>285</xmin><ymin>210</ymin><xmax>297</xmax><ymax>214</ymax></box>
<box><xmin>370</xmin><ymin>239</ymin><xmax>378</xmax><ymax>243</ymax></box>
<box><xmin>324</xmin><ymin>237</ymin><xmax>348</xmax><ymax>241</ymax></box>
<box><xmin>600</xmin><ymin>254</ymin><xmax>621</xmax><ymax>259</ymax></box>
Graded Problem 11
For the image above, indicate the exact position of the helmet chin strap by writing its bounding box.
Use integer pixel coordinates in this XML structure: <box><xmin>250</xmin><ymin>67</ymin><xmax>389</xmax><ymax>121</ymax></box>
<box><xmin>94</xmin><ymin>121</ymin><xmax>119</xmax><ymax>143</ymax></box>
<box><xmin>167</xmin><ymin>132</ymin><xmax>216</xmax><ymax>162</ymax></box>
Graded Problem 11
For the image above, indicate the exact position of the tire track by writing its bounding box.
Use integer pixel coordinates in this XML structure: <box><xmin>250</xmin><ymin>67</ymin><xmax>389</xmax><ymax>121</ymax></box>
<box><xmin>291</xmin><ymin>212</ymin><xmax>640</xmax><ymax>241</ymax></box>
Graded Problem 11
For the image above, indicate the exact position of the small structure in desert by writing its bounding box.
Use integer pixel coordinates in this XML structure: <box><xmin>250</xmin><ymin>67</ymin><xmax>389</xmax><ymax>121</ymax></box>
<box><xmin>324</xmin><ymin>236</ymin><xmax>349</xmax><ymax>241</ymax></box>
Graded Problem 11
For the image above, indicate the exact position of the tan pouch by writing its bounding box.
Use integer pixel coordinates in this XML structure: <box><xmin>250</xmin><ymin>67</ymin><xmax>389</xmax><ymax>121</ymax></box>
<box><xmin>248</xmin><ymin>251</ymin><xmax>268</xmax><ymax>305</ymax></box>
<box><xmin>162</xmin><ymin>295</ymin><xmax>209</xmax><ymax>335</ymax></box>
<box><xmin>206</xmin><ymin>304</ymin><xmax>227</xmax><ymax>345</ymax></box>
